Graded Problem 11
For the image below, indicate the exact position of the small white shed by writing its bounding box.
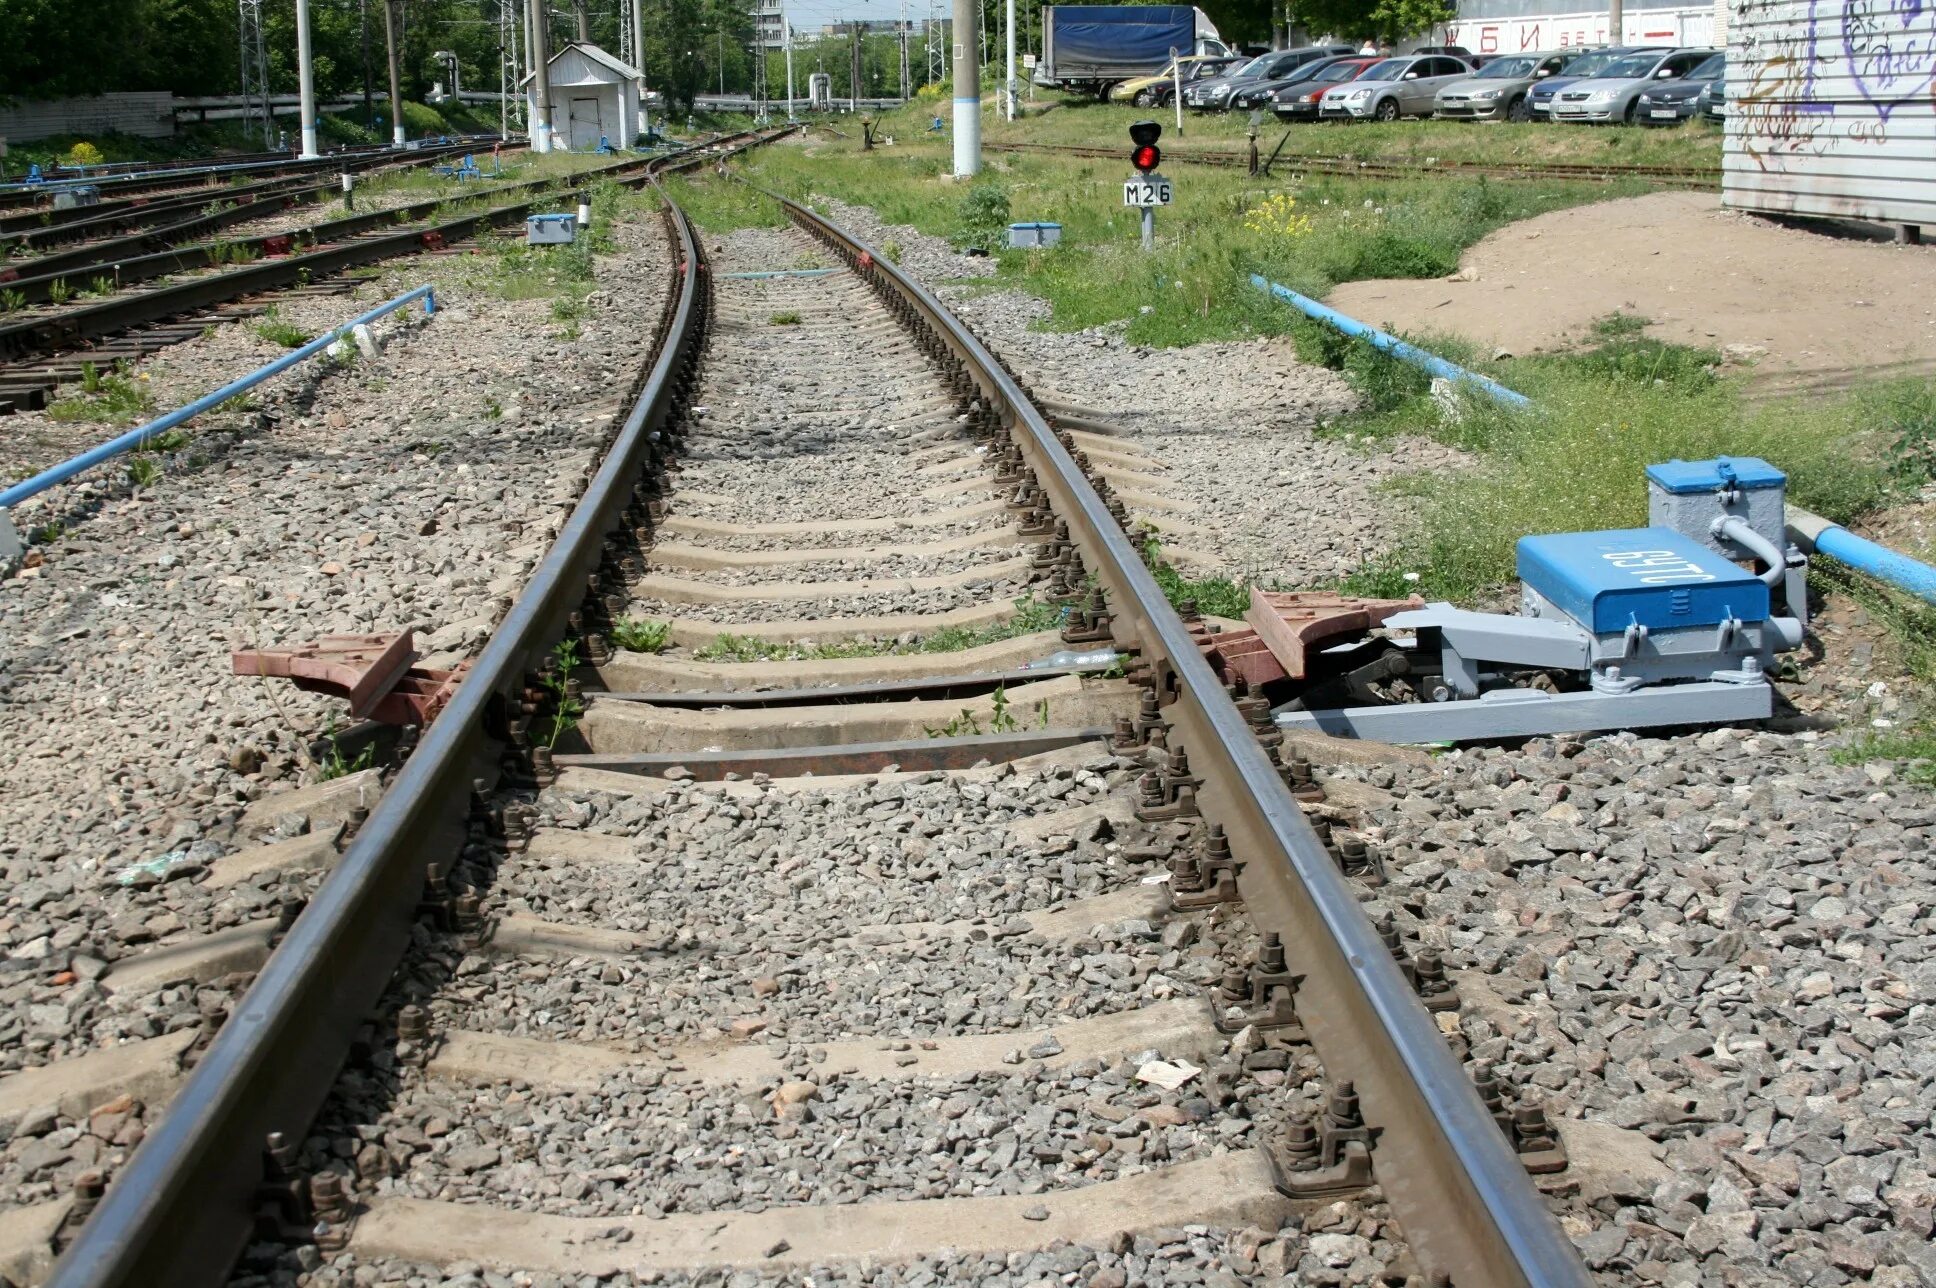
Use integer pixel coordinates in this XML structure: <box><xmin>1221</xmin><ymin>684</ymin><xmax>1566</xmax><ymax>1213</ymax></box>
<box><xmin>522</xmin><ymin>42</ymin><xmax>644</xmax><ymax>152</ymax></box>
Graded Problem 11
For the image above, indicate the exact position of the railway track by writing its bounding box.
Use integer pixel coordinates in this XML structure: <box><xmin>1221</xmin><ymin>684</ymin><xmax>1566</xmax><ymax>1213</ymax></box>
<box><xmin>984</xmin><ymin>139</ymin><xmax>1722</xmax><ymax>188</ymax></box>
<box><xmin>0</xmin><ymin>138</ymin><xmax>757</xmax><ymax>416</ymax></box>
<box><xmin>0</xmin><ymin>142</ymin><xmax>499</xmax><ymax>213</ymax></box>
<box><xmin>1</xmin><ymin>160</ymin><xmax>1593</xmax><ymax>1288</ymax></box>
<box><xmin>0</xmin><ymin>143</ymin><xmax>480</xmax><ymax>252</ymax></box>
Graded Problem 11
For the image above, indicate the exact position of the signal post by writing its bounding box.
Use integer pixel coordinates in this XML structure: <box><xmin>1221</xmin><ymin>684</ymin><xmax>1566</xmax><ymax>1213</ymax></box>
<box><xmin>1124</xmin><ymin>120</ymin><xmax>1173</xmax><ymax>251</ymax></box>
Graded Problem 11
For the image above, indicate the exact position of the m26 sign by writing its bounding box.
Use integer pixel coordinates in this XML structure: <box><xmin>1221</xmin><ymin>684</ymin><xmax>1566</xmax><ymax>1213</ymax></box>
<box><xmin>1724</xmin><ymin>0</ymin><xmax>1936</xmax><ymax>229</ymax></box>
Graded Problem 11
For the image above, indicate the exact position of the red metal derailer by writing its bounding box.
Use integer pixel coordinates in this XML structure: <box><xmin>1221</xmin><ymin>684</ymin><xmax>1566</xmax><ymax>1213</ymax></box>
<box><xmin>231</xmin><ymin>631</ymin><xmax>467</xmax><ymax>726</ymax></box>
<box><xmin>1197</xmin><ymin>590</ymin><xmax>1424</xmax><ymax>686</ymax></box>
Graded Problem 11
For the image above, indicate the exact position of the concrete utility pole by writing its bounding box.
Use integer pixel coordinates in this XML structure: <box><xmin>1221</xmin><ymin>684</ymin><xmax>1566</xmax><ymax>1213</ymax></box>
<box><xmin>850</xmin><ymin>23</ymin><xmax>861</xmax><ymax>109</ymax></box>
<box><xmin>631</xmin><ymin>0</ymin><xmax>647</xmax><ymax>133</ymax></box>
<box><xmin>952</xmin><ymin>0</ymin><xmax>979</xmax><ymax>174</ymax></box>
<box><xmin>361</xmin><ymin>0</ymin><xmax>374</xmax><ymax>122</ymax></box>
<box><xmin>529</xmin><ymin>0</ymin><xmax>553</xmax><ymax>151</ymax></box>
<box><xmin>1003</xmin><ymin>0</ymin><xmax>1014</xmax><ymax>119</ymax></box>
<box><xmin>784</xmin><ymin>10</ymin><xmax>796</xmax><ymax>119</ymax></box>
<box><xmin>900</xmin><ymin>0</ymin><xmax>910</xmax><ymax>100</ymax></box>
<box><xmin>382</xmin><ymin>0</ymin><xmax>407</xmax><ymax>147</ymax></box>
<box><xmin>295</xmin><ymin>0</ymin><xmax>320</xmax><ymax>157</ymax></box>
<box><xmin>573</xmin><ymin>0</ymin><xmax>589</xmax><ymax>42</ymax></box>
<box><xmin>1609</xmin><ymin>0</ymin><xmax>1623</xmax><ymax>41</ymax></box>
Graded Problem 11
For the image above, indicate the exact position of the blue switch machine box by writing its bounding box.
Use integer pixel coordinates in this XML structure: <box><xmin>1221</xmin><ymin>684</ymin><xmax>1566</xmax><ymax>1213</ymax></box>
<box><xmin>1517</xmin><ymin>526</ymin><xmax>1769</xmax><ymax>635</ymax></box>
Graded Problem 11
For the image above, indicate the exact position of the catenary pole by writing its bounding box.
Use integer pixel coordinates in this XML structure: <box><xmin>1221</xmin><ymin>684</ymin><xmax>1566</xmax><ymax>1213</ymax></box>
<box><xmin>295</xmin><ymin>0</ymin><xmax>320</xmax><ymax>157</ymax></box>
<box><xmin>952</xmin><ymin>0</ymin><xmax>979</xmax><ymax>174</ymax></box>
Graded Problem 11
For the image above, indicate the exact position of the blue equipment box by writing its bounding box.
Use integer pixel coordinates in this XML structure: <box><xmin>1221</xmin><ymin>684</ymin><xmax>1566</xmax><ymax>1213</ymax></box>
<box><xmin>526</xmin><ymin>213</ymin><xmax>577</xmax><ymax>245</ymax></box>
<box><xmin>1644</xmin><ymin>456</ymin><xmax>1786</xmax><ymax>494</ymax></box>
<box><xmin>1518</xmin><ymin>526</ymin><xmax>1769</xmax><ymax>634</ymax></box>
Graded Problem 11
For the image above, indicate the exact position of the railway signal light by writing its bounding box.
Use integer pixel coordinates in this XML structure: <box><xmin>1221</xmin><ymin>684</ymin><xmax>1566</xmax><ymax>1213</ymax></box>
<box><xmin>1129</xmin><ymin>119</ymin><xmax>1162</xmax><ymax>174</ymax></box>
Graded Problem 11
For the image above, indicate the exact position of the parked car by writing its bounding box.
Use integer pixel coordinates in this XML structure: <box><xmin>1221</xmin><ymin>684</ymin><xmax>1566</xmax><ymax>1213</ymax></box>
<box><xmin>1634</xmin><ymin>52</ymin><xmax>1725</xmax><ymax>124</ymax></box>
<box><xmin>1228</xmin><ymin>48</ymin><xmax>1358</xmax><ymax>109</ymax></box>
<box><xmin>1272</xmin><ymin>57</ymin><xmax>1380</xmax><ymax>118</ymax></box>
<box><xmin>1551</xmin><ymin>47</ymin><xmax>1716</xmax><ymax>123</ymax></box>
<box><xmin>1434</xmin><ymin>50</ymin><xmax>1577</xmax><ymax>121</ymax></box>
<box><xmin>1110</xmin><ymin>53</ymin><xmax>1238</xmax><ymax>106</ymax></box>
<box><xmin>1412</xmin><ymin>44</ymin><xmax>1474</xmax><ymax>57</ymax></box>
<box><xmin>1318</xmin><ymin>54</ymin><xmax>1474</xmax><ymax>121</ymax></box>
<box><xmin>1699</xmin><ymin>70</ymin><xmax>1725</xmax><ymax>122</ymax></box>
<box><xmin>1527</xmin><ymin>45</ymin><xmax>1663</xmax><ymax>119</ymax></box>
<box><xmin>1184</xmin><ymin>45</ymin><xmax>1354</xmax><ymax>109</ymax></box>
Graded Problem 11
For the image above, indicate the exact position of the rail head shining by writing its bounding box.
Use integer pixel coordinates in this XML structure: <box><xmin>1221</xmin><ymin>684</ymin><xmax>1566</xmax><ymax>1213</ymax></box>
<box><xmin>41</xmin><ymin>152</ymin><xmax>724</xmax><ymax>1288</ymax></box>
<box><xmin>768</xmin><ymin>188</ymin><xmax>1588</xmax><ymax>1288</ymax></box>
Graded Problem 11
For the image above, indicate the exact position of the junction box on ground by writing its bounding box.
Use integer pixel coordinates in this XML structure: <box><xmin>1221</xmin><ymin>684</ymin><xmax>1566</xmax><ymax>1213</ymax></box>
<box><xmin>1203</xmin><ymin>457</ymin><xmax>1813</xmax><ymax>743</ymax></box>
<box><xmin>525</xmin><ymin>213</ymin><xmax>577</xmax><ymax>245</ymax></box>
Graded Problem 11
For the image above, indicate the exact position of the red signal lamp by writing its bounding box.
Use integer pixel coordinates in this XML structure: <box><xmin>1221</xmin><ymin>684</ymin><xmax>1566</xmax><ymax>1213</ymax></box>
<box><xmin>1131</xmin><ymin>143</ymin><xmax>1161</xmax><ymax>173</ymax></box>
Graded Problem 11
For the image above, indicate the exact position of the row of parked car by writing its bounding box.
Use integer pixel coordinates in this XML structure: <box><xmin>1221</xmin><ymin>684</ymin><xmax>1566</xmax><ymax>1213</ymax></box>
<box><xmin>1114</xmin><ymin>44</ymin><xmax>1726</xmax><ymax>127</ymax></box>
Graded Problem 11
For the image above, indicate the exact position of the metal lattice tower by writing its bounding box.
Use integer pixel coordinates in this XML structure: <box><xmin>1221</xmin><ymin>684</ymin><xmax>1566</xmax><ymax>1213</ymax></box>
<box><xmin>925</xmin><ymin>0</ymin><xmax>944</xmax><ymax>85</ymax></box>
<box><xmin>501</xmin><ymin>0</ymin><xmax>526</xmax><ymax>129</ymax></box>
<box><xmin>238</xmin><ymin>0</ymin><xmax>272</xmax><ymax>147</ymax></box>
<box><xmin>616</xmin><ymin>0</ymin><xmax>634</xmax><ymax>75</ymax></box>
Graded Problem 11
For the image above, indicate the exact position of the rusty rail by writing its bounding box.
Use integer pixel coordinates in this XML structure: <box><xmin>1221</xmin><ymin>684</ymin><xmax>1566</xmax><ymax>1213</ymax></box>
<box><xmin>38</xmin><ymin>129</ymin><xmax>783</xmax><ymax>1288</ymax></box>
<box><xmin>772</xmin><ymin>187</ymin><xmax>1592</xmax><ymax>1288</ymax></box>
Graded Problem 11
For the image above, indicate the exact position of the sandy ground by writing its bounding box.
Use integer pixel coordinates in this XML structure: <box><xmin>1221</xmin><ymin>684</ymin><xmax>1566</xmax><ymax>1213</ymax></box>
<box><xmin>1326</xmin><ymin>190</ymin><xmax>1936</xmax><ymax>396</ymax></box>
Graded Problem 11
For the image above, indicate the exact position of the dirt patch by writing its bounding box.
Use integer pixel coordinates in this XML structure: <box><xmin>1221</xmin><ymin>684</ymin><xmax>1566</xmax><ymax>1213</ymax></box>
<box><xmin>1325</xmin><ymin>190</ymin><xmax>1936</xmax><ymax>397</ymax></box>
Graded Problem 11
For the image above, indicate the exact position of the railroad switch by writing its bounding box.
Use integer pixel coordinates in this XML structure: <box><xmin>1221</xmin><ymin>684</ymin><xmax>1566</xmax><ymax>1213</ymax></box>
<box><xmin>1270</xmin><ymin>1081</ymin><xmax>1377</xmax><ymax>1200</ymax></box>
<box><xmin>1203</xmin><ymin>460</ymin><xmax>1811</xmax><ymax>743</ymax></box>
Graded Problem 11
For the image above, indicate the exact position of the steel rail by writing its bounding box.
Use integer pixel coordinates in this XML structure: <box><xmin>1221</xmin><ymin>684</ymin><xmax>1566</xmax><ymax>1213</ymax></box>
<box><xmin>984</xmin><ymin>138</ymin><xmax>1721</xmax><ymax>186</ymax></box>
<box><xmin>0</xmin><ymin>145</ymin><xmax>715</xmax><ymax>363</ymax></box>
<box><xmin>0</xmin><ymin>143</ymin><xmax>481</xmax><ymax>252</ymax></box>
<box><xmin>0</xmin><ymin>140</ymin><xmax>504</xmax><ymax>210</ymax></box>
<box><xmin>39</xmin><ymin>132</ymin><xmax>776</xmax><ymax>1288</ymax></box>
<box><xmin>771</xmin><ymin>188</ymin><xmax>1591</xmax><ymax>1288</ymax></box>
<box><xmin>0</xmin><ymin>151</ymin><xmax>652</xmax><ymax>311</ymax></box>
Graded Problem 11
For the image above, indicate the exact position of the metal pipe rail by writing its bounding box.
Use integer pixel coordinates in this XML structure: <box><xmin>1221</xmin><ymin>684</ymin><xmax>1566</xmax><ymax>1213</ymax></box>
<box><xmin>770</xmin><ymin>189</ymin><xmax>1590</xmax><ymax>1288</ymax></box>
<box><xmin>0</xmin><ymin>149</ymin><xmax>637</xmax><ymax>312</ymax></box>
<box><xmin>40</xmin><ymin>129</ymin><xmax>779</xmax><ymax>1288</ymax></box>
<box><xmin>0</xmin><ymin>145</ymin><xmax>700</xmax><ymax>363</ymax></box>
<box><xmin>0</xmin><ymin>285</ymin><xmax>437</xmax><ymax>511</ymax></box>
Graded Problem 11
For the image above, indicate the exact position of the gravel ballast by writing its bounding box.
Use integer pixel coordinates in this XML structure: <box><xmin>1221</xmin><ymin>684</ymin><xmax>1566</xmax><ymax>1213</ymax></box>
<box><xmin>0</xmin><ymin>213</ymin><xmax>675</xmax><ymax>1081</ymax></box>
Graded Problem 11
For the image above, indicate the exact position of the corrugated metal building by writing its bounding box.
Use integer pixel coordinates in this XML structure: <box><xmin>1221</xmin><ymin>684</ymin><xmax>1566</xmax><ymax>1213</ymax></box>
<box><xmin>1722</xmin><ymin>0</ymin><xmax>1934</xmax><ymax>233</ymax></box>
<box><xmin>1439</xmin><ymin>0</ymin><xmax>1722</xmax><ymax>54</ymax></box>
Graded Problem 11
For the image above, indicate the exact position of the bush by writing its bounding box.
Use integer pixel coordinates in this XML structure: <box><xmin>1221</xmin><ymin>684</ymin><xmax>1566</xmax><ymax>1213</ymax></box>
<box><xmin>64</xmin><ymin>141</ymin><xmax>105</xmax><ymax>167</ymax></box>
<box><xmin>953</xmin><ymin>183</ymin><xmax>1011</xmax><ymax>252</ymax></box>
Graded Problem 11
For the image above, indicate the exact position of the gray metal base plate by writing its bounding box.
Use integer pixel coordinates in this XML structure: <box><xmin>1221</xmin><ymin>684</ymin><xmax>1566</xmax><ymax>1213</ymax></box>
<box><xmin>1273</xmin><ymin>679</ymin><xmax>1774</xmax><ymax>743</ymax></box>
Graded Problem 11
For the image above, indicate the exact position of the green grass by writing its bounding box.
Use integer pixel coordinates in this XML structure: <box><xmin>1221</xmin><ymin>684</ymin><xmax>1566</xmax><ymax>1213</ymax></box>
<box><xmin>253</xmin><ymin>308</ymin><xmax>309</xmax><ymax>349</ymax></box>
<box><xmin>1308</xmin><ymin>323</ymin><xmax>1910</xmax><ymax>603</ymax></box>
<box><xmin>47</xmin><ymin>363</ymin><xmax>156</xmax><ymax>427</ymax></box>
<box><xmin>610</xmin><ymin>618</ymin><xmax>671</xmax><ymax>654</ymax></box>
<box><xmin>658</xmin><ymin>172</ymin><xmax>788</xmax><ymax>232</ymax></box>
<box><xmin>967</xmin><ymin>94</ymin><xmax>1721</xmax><ymax>170</ymax></box>
<box><xmin>769</xmin><ymin>310</ymin><xmax>802</xmax><ymax>325</ymax></box>
<box><xmin>693</xmin><ymin>595</ymin><xmax>1065</xmax><ymax>661</ymax></box>
<box><xmin>716</xmin><ymin>128</ymin><xmax>1645</xmax><ymax>350</ymax></box>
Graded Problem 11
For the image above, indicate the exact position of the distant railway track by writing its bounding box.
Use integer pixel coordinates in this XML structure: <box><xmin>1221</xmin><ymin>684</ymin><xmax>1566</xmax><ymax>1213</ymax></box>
<box><xmin>985</xmin><ymin>139</ymin><xmax>1722</xmax><ymax>187</ymax></box>
<box><xmin>0</xmin><ymin>139</ymin><xmax>738</xmax><ymax>416</ymax></box>
<box><xmin>0</xmin><ymin>143</ymin><xmax>480</xmax><ymax>251</ymax></box>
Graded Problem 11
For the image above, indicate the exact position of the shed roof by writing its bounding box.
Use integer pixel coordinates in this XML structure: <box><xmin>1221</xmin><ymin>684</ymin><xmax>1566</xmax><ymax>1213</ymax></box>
<box><xmin>519</xmin><ymin>41</ymin><xmax>643</xmax><ymax>88</ymax></box>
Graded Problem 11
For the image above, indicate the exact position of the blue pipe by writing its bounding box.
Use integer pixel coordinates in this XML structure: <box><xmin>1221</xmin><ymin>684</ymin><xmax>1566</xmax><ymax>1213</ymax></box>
<box><xmin>0</xmin><ymin>284</ymin><xmax>436</xmax><ymax>512</ymax></box>
<box><xmin>1249</xmin><ymin>274</ymin><xmax>1533</xmax><ymax>411</ymax></box>
<box><xmin>1789</xmin><ymin>507</ymin><xmax>1936</xmax><ymax>605</ymax></box>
